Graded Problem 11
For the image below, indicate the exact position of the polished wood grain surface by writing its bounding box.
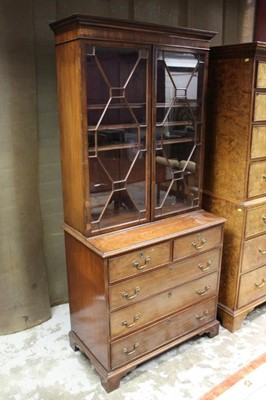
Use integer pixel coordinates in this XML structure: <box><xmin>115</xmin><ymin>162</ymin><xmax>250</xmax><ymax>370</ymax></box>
<box><xmin>64</xmin><ymin>232</ymin><xmax>109</xmax><ymax>369</ymax></box>
<box><xmin>110</xmin><ymin>272</ymin><xmax>219</xmax><ymax>338</ymax></box>
<box><xmin>242</xmin><ymin>233</ymin><xmax>266</xmax><ymax>273</ymax></box>
<box><xmin>109</xmin><ymin>248</ymin><xmax>221</xmax><ymax>310</ymax></box>
<box><xmin>111</xmin><ymin>298</ymin><xmax>217</xmax><ymax>369</ymax></box>
<box><xmin>203</xmin><ymin>42</ymin><xmax>266</xmax><ymax>332</ymax></box>
<box><xmin>108</xmin><ymin>242</ymin><xmax>170</xmax><ymax>283</ymax></box>
<box><xmin>238</xmin><ymin>264</ymin><xmax>266</xmax><ymax>307</ymax></box>
<box><xmin>55</xmin><ymin>42</ymin><xmax>88</xmax><ymax>235</ymax></box>
<box><xmin>87</xmin><ymin>210</ymin><xmax>225</xmax><ymax>256</ymax></box>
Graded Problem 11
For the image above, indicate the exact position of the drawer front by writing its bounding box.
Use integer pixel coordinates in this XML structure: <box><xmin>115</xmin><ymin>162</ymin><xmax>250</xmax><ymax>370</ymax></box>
<box><xmin>173</xmin><ymin>226</ymin><xmax>222</xmax><ymax>261</ymax></box>
<box><xmin>257</xmin><ymin>62</ymin><xmax>266</xmax><ymax>88</ymax></box>
<box><xmin>109</xmin><ymin>248</ymin><xmax>221</xmax><ymax>310</ymax></box>
<box><xmin>108</xmin><ymin>241</ymin><xmax>170</xmax><ymax>283</ymax></box>
<box><xmin>245</xmin><ymin>204</ymin><xmax>266</xmax><ymax>238</ymax></box>
<box><xmin>254</xmin><ymin>93</ymin><xmax>266</xmax><ymax>121</ymax></box>
<box><xmin>251</xmin><ymin>126</ymin><xmax>266</xmax><ymax>159</ymax></box>
<box><xmin>110</xmin><ymin>272</ymin><xmax>219</xmax><ymax>338</ymax></box>
<box><xmin>242</xmin><ymin>233</ymin><xmax>266</xmax><ymax>273</ymax></box>
<box><xmin>111</xmin><ymin>298</ymin><xmax>217</xmax><ymax>368</ymax></box>
<box><xmin>248</xmin><ymin>161</ymin><xmax>266</xmax><ymax>198</ymax></box>
<box><xmin>238</xmin><ymin>264</ymin><xmax>266</xmax><ymax>307</ymax></box>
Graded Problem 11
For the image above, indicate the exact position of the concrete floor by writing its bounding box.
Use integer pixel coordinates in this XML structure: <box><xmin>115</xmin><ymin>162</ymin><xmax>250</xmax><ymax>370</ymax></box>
<box><xmin>1</xmin><ymin>302</ymin><xmax>266</xmax><ymax>400</ymax></box>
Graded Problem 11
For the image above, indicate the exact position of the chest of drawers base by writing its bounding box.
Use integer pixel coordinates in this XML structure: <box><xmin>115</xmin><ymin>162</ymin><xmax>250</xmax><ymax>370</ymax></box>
<box><xmin>64</xmin><ymin>211</ymin><xmax>225</xmax><ymax>392</ymax></box>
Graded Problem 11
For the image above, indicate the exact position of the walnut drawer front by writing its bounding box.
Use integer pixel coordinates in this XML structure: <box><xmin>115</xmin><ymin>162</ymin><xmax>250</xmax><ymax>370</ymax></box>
<box><xmin>111</xmin><ymin>298</ymin><xmax>216</xmax><ymax>368</ymax></box>
<box><xmin>245</xmin><ymin>204</ymin><xmax>266</xmax><ymax>238</ymax></box>
<box><xmin>242</xmin><ymin>233</ymin><xmax>266</xmax><ymax>273</ymax></box>
<box><xmin>257</xmin><ymin>62</ymin><xmax>266</xmax><ymax>88</ymax></box>
<box><xmin>108</xmin><ymin>241</ymin><xmax>170</xmax><ymax>283</ymax></box>
<box><xmin>254</xmin><ymin>93</ymin><xmax>266</xmax><ymax>121</ymax></box>
<box><xmin>248</xmin><ymin>161</ymin><xmax>266</xmax><ymax>198</ymax></box>
<box><xmin>109</xmin><ymin>248</ymin><xmax>221</xmax><ymax>310</ymax></box>
<box><xmin>173</xmin><ymin>226</ymin><xmax>222</xmax><ymax>261</ymax></box>
<box><xmin>110</xmin><ymin>272</ymin><xmax>219</xmax><ymax>338</ymax></box>
<box><xmin>238</xmin><ymin>264</ymin><xmax>266</xmax><ymax>307</ymax></box>
<box><xmin>251</xmin><ymin>126</ymin><xmax>266</xmax><ymax>159</ymax></box>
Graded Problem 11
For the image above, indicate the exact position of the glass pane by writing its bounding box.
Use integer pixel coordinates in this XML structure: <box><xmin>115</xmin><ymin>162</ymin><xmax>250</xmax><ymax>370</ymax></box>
<box><xmin>155</xmin><ymin>50</ymin><xmax>204</xmax><ymax>216</ymax></box>
<box><xmin>86</xmin><ymin>45</ymin><xmax>148</xmax><ymax>232</ymax></box>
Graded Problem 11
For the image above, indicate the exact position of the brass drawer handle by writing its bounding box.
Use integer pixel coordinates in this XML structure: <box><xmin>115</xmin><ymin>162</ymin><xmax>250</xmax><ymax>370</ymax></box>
<box><xmin>123</xmin><ymin>343</ymin><xmax>139</xmax><ymax>355</ymax></box>
<box><xmin>122</xmin><ymin>286</ymin><xmax>141</xmax><ymax>300</ymax></box>
<box><xmin>196</xmin><ymin>310</ymin><xmax>209</xmax><ymax>321</ymax></box>
<box><xmin>262</xmin><ymin>215</ymin><xmax>266</xmax><ymax>223</ymax></box>
<box><xmin>122</xmin><ymin>314</ymin><xmax>140</xmax><ymax>328</ymax></box>
<box><xmin>192</xmin><ymin>234</ymin><xmax>207</xmax><ymax>250</ymax></box>
<box><xmin>263</xmin><ymin>173</ymin><xmax>266</xmax><ymax>181</ymax></box>
<box><xmin>259</xmin><ymin>248</ymin><xmax>266</xmax><ymax>255</ymax></box>
<box><xmin>198</xmin><ymin>259</ymin><xmax>213</xmax><ymax>271</ymax></box>
<box><xmin>132</xmin><ymin>256</ymin><xmax>151</xmax><ymax>270</ymax></box>
<box><xmin>196</xmin><ymin>285</ymin><xmax>210</xmax><ymax>296</ymax></box>
<box><xmin>255</xmin><ymin>278</ymin><xmax>266</xmax><ymax>288</ymax></box>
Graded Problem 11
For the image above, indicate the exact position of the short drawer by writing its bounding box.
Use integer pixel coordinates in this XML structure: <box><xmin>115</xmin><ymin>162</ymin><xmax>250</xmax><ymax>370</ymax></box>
<box><xmin>248</xmin><ymin>161</ymin><xmax>266</xmax><ymax>198</ymax></box>
<box><xmin>110</xmin><ymin>272</ymin><xmax>219</xmax><ymax>338</ymax></box>
<box><xmin>245</xmin><ymin>204</ymin><xmax>266</xmax><ymax>238</ymax></box>
<box><xmin>254</xmin><ymin>93</ymin><xmax>266</xmax><ymax>121</ymax></box>
<box><xmin>251</xmin><ymin>126</ymin><xmax>266</xmax><ymax>159</ymax></box>
<box><xmin>109</xmin><ymin>248</ymin><xmax>221</xmax><ymax>310</ymax></box>
<box><xmin>242</xmin><ymin>233</ymin><xmax>266</xmax><ymax>273</ymax></box>
<box><xmin>108</xmin><ymin>241</ymin><xmax>170</xmax><ymax>283</ymax></box>
<box><xmin>111</xmin><ymin>298</ymin><xmax>217</xmax><ymax>368</ymax></box>
<box><xmin>257</xmin><ymin>62</ymin><xmax>266</xmax><ymax>88</ymax></box>
<box><xmin>238</xmin><ymin>264</ymin><xmax>266</xmax><ymax>307</ymax></box>
<box><xmin>173</xmin><ymin>226</ymin><xmax>222</xmax><ymax>261</ymax></box>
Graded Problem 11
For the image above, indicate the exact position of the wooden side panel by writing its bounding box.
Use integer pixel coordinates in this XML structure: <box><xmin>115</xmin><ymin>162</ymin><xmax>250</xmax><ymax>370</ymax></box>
<box><xmin>204</xmin><ymin>55</ymin><xmax>253</xmax><ymax>202</ymax></box>
<box><xmin>203</xmin><ymin>194</ymin><xmax>244</xmax><ymax>309</ymax></box>
<box><xmin>55</xmin><ymin>41</ymin><xmax>87</xmax><ymax>234</ymax></box>
<box><xmin>64</xmin><ymin>232</ymin><xmax>109</xmax><ymax>369</ymax></box>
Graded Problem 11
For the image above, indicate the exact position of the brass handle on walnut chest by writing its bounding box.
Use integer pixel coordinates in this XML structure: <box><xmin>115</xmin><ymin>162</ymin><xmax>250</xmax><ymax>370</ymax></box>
<box><xmin>262</xmin><ymin>215</ymin><xmax>266</xmax><ymax>223</ymax></box>
<box><xmin>196</xmin><ymin>310</ymin><xmax>209</xmax><ymax>321</ymax></box>
<box><xmin>123</xmin><ymin>343</ymin><xmax>139</xmax><ymax>355</ymax></box>
<box><xmin>198</xmin><ymin>259</ymin><xmax>213</xmax><ymax>272</ymax></box>
<box><xmin>263</xmin><ymin>173</ymin><xmax>266</xmax><ymax>181</ymax></box>
<box><xmin>122</xmin><ymin>286</ymin><xmax>140</xmax><ymax>300</ymax></box>
<box><xmin>196</xmin><ymin>285</ymin><xmax>210</xmax><ymax>296</ymax></box>
<box><xmin>192</xmin><ymin>234</ymin><xmax>207</xmax><ymax>250</ymax></box>
<box><xmin>122</xmin><ymin>314</ymin><xmax>140</xmax><ymax>328</ymax></box>
<box><xmin>132</xmin><ymin>256</ymin><xmax>151</xmax><ymax>270</ymax></box>
<box><xmin>259</xmin><ymin>248</ymin><xmax>266</xmax><ymax>255</ymax></box>
<box><xmin>255</xmin><ymin>278</ymin><xmax>266</xmax><ymax>288</ymax></box>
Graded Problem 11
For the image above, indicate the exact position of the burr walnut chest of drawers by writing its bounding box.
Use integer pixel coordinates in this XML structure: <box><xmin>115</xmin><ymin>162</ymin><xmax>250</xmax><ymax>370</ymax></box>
<box><xmin>203</xmin><ymin>42</ymin><xmax>266</xmax><ymax>332</ymax></box>
<box><xmin>50</xmin><ymin>15</ymin><xmax>225</xmax><ymax>391</ymax></box>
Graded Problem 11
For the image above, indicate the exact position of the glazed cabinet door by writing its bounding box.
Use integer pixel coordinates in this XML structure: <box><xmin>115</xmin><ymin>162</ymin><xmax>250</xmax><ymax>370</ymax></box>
<box><xmin>85</xmin><ymin>43</ymin><xmax>150</xmax><ymax>234</ymax></box>
<box><xmin>153</xmin><ymin>48</ymin><xmax>206</xmax><ymax>219</ymax></box>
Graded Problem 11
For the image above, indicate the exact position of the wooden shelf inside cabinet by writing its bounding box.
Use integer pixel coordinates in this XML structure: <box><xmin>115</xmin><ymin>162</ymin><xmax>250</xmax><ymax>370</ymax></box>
<box><xmin>50</xmin><ymin>14</ymin><xmax>223</xmax><ymax>392</ymax></box>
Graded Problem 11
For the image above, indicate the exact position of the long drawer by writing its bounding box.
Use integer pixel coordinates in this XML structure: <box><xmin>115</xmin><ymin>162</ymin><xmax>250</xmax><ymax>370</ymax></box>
<box><xmin>245</xmin><ymin>203</ymin><xmax>266</xmax><ymax>238</ymax></box>
<box><xmin>248</xmin><ymin>160</ymin><xmax>266</xmax><ymax>198</ymax></box>
<box><xmin>108</xmin><ymin>241</ymin><xmax>170</xmax><ymax>283</ymax></box>
<box><xmin>242</xmin><ymin>233</ymin><xmax>266</xmax><ymax>273</ymax></box>
<box><xmin>110</xmin><ymin>272</ymin><xmax>219</xmax><ymax>338</ymax></box>
<box><xmin>238</xmin><ymin>264</ymin><xmax>266</xmax><ymax>307</ymax></box>
<box><xmin>173</xmin><ymin>226</ymin><xmax>222</xmax><ymax>260</ymax></box>
<box><xmin>109</xmin><ymin>248</ymin><xmax>221</xmax><ymax>310</ymax></box>
<box><xmin>111</xmin><ymin>298</ymin><xmax>217</xmax><ymax>368</ymax></box>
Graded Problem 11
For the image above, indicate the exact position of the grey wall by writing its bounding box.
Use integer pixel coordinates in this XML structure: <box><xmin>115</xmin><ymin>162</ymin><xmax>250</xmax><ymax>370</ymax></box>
<box><xmin>0</xmin><ymin>0</ymin><xmax>256</xmax><ymax>333</ymax></box>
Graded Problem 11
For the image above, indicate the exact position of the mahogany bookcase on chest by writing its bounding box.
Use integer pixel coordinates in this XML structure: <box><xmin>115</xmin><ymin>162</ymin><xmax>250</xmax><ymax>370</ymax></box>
<box><xmin>50</xmin><ymin>15</ymin><xmax>225</xmax><ymax>392</ymax></box>
<box><xmin>203</xmin><ymin>42</ymin><xmax>266</xmax><ymax>332</ymax></box>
